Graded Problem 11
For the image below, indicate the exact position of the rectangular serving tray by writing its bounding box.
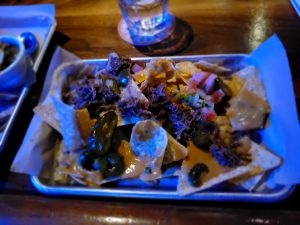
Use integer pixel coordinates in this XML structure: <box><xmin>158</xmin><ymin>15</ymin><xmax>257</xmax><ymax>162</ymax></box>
<box><xmin>31</xmin><ymin>54</ymin><xmax>295</xmax><ymax>202</ymax></box>
<box><xmin>0</xmin><ymin>18</ymin><xmax>57</xmax><ymax>152</ymax></box>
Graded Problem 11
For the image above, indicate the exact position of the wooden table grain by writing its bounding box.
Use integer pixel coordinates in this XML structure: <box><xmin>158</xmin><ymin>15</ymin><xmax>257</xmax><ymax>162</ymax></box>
<box><xmin>1</xmin><ymin>0</ymin><xmax>300</xmax><ymax>224</ymax></box>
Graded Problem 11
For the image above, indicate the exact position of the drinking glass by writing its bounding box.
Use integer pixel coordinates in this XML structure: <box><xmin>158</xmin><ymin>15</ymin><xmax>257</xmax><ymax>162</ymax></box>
<box><xmin>118</xmin><ymin>0</ymin><xmax>174</xmax><ymax>46</ymax></box>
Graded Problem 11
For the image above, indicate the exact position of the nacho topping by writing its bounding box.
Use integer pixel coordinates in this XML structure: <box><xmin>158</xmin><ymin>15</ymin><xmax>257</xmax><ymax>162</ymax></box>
<box><xmin>188</xmin><ymin>163</ymin><xmax>209</xmax><ymax>187</ymax></box>
<box><xmin>41</xmin><ymin>52</ymin><xmax>280</xmax><ymax>194</ymax></box>
<box><xmin>0</xmin><ymin>41</ymin><xmax>19</xmax><ymax>72</ymax></box>
<box><xmin>130</xmin><ymin>120</ymin><xmax>168</xmax><ymax>181</ymax></box>
<box><xmin>194</xmin><ymin>60</ymin><xmax>232</xmax><ymax>74</ymax></box>
<box><xmin>88</xmin><ymin>111</ymin><xmax>118</xmax><ymax>156</ymax></box>
<box><xmin>75</xmin><ymin>108</ymin><xmax>96</xmax><ymax>140</ymax></box>
<box><xmin>130</xmin><ymin>120</ymin><xmax>167</xmax><ymax>158</ymax></box>
<box><xmin>98</xmin><ymin>152</ymin><xmax>125</xmax><ymax>178</ymax></box>
<box><xmin>78</xmin><ymin>150</ymin><xmax>99</xmax><ymax>171</ymax></box>
<box><xmin>143</xmin><ymin>84</ymin><xmax>204</xmax><ymax>145</ymax></box>
<box><xmin>116</xmin><ymin>80</ymin><xmax>153</xmax><ymax>125</ymax></box>
<box><xmin>106</xmin><ymin>52</ymin><xmax>131</xmax><ymax>76</ymax></box>
<box><xmin>63</xmin><ymin>74</ymin><xmax>120</xmax><ymax>110</ymax></box>
<box><xmin>118</xmin><ymin>140</ymin><xmax>149</xmax><ymax>179</ymax></box>
<box><xmin>189</xmin><ymin>143</ymin><xmax>225</xmax><ymax>176</ymax></box>
<box><xmin>163</xmin><ymin>133</ymin><xmax>188</xmax><ymax>165</ymax></box>
<box><xmin>210</xmin><ymin>144</ymin><xmax>251</xmax><ymax>168</ymax></box>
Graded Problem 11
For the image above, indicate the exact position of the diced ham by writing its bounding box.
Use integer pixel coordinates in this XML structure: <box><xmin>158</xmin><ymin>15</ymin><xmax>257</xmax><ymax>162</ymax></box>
<box><xmin>211</xmin><ymin>89</ymin><xmax>225</xmax><ymax>103</ymax></box>
<box><xmin>202</xmin><ymin>107</ymin><xmax>217</xmax><ymax>121</ymax></box>
<box><xmin>187</xmin><ymin>71</ymin><xmax>211</xmax><ymax>94</ymax></box>
<box><xmin>191</xmin><ymin>71</ymin><xmax>210</xmax><ymax>84</ymax></box>
<box><xmin>187</xmin><ymin>79</ymin><xmax>199</xmax><ymax>94</ymax></box>
<box><xmin>132</xmin><ymin>64</ymin><xmax>143</xmax><ymax>73</ymax></box>
<box><xmin>201</xmin><ymin>73</ymin><xmax>217</xmax><ymax>94</ymax></box>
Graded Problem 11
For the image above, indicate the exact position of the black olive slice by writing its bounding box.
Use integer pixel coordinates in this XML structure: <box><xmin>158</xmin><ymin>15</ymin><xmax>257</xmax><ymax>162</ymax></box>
<box><xmin>78</xmin><ymin>150</ymin><xmax>99</xmax><ymax>171</ymax></box>
<box><xmin>98</xmin><ymin>153</ymin><xmax>125</xmax><ymax>178</ymax></box>
<box><xmin>188</xmin><ymin>163</ymin><xmax>209</xmax><ymax>187</ymax></box>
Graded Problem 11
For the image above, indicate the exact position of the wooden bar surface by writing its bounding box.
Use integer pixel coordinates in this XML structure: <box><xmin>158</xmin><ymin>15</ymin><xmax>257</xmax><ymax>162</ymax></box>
<box><xmin>1</xmin><ymin>0</ymin><xmax>300</xmax><ymax>224</ymax></box>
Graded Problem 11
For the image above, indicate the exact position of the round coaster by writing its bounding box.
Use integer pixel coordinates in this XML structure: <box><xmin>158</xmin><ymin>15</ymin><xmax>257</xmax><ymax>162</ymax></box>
<box><xmin>134</xmin><ymin>17</ymin><xmax>194</xmax><ymax>56</ymax></box>
<box><xmin>117</xmin><ymin>19</ymin><xmax>134</xmax><ymax>45</ymax></box>
<box><xmin>118</xmin><ymin>17</ymin><xmax>193</xmax><ymax>56</ymax></box>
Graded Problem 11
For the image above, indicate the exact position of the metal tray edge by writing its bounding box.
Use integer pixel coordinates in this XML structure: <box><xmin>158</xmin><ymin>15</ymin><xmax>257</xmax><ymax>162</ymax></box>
<box><xmin>30</xmin><ymin>53</ymin><xmax>294</xmax><ymax>202</ymax></box>
<box><xmin>84</xmin><ymin>53</ymin><xmax>249</xmax><ymax>63</ymax></box>
<box><xmin>30</xmin><ymin>176</ymin><xmax>295</xmax><ymax>203</ymax></box>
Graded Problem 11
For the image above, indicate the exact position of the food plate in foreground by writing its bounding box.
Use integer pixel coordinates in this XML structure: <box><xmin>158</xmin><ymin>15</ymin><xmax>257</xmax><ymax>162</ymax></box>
<box><xmin>31</xmin><ymin>54</ymin><xmax>294</xmax><ymax>202</ymax></box>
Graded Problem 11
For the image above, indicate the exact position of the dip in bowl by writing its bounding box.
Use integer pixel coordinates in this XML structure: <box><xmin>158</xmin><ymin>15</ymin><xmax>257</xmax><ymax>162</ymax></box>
<box><xmin>0</xmin><ymin>36</ymin><xmax>26</xmax><ymax>91</ymax></box>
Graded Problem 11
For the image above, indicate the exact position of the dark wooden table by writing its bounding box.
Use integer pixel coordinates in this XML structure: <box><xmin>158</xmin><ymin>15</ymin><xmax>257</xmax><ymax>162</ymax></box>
<box><xmin>1</xmin><ymin>0</ymin><xmax>300</xmax><ymax>224</ymax></box>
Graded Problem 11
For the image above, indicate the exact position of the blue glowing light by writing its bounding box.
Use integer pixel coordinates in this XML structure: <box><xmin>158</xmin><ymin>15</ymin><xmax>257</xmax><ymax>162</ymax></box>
<box><xmin>118</xmin><ymin>75</ymin><xmax>129</xmax><ymax>86</ymax></box>
<box><xmin>19</xmin><ymin>32</ymin><xmax>38</xmax><ymax>56</ymax></box>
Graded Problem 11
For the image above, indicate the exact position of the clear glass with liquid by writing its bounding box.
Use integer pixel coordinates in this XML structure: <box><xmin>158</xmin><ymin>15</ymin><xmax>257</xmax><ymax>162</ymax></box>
<box><xmin>118</xmin><ymin>0</ymin><xmax>174</xmax><ymax>45</ymax></box>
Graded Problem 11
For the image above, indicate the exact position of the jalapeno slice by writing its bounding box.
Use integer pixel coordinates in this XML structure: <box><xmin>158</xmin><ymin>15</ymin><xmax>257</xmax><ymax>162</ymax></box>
<box><xmin>88</xmin><ymin>111</ymin><xmax>118</xmax><ymax>156</ymax></box>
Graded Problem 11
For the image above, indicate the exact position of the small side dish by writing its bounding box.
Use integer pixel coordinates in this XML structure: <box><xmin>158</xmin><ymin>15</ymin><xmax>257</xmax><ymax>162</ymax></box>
<box><xmin>0</xmin><ymin>36</ymin><xmax>26</xmax><ymax>92</ymax></box>
<box><xmin>35</xmin><ymin>53</ymin><xmax>281</xmax><ymax>195</ymax></box>
<box><xmin>0</xmin><ymin>41</ymin><xmax>19</xmax><ymax>72</ymax></box>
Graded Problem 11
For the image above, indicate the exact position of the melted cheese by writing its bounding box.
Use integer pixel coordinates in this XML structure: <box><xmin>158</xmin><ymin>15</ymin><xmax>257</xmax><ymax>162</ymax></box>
<box><xmin>118</xmin><ymin>140</ymin><xmax>144</xmax><ymax>179</ymax></box>
<box><xmin>163</xmin><ymin>133</ymin><xmax>188</xmax><ymax>164</ymax></box>
<box><xmin>75</xmin><ymin>108</ymin><xmax>96</xmax><ymax>140</ymax></box>
<box><xmin>183</xmin><ymin>142</ymin><xmax>229</xmax><ymax>183</ymax></box>
<box><xmin>130</xmin><ymin>120</ymin><xmax>168</xmax><ymax>181</ymax></box>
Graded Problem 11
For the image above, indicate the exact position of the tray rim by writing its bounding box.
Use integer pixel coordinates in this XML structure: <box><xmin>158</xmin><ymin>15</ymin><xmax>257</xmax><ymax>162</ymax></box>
<box><xmin>0</xmin><ymin>19</ymin><xmax>57</xmax><ymax>152</ymax></box>
<box><xmin>30</xmin><ymin>53</ymin><xmax>295</xmax><ymax>202</ymax></box>
<box><xmin>84</xmin><ymin>53</ymin><xmax>249</xmax><ymax>62</ymax></box>
<box><xmin>31</xmin><ymin>176</ymin><xmax>295</xmax><ymax>203</ymax></box>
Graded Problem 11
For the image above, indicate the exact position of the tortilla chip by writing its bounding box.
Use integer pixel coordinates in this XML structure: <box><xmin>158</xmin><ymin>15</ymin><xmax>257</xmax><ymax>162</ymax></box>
<box><xmin>194</xmin><ymin>60</ymin><xmax>231</xmax><ymax>74</ymax></box>
<box><xmin>174</xmin><ymin>70</ymin><xmax>191</xmax><ymax>84</ymax></box>
<box><xmin>139</xmin><ymin>59</ymin><xmax>175</xmax><ymax>87</ymax></box>
<box><xmin>226</xmin><ymin>66</ymin><xmax>270</xmax><ymax>131</ymax></box>
<box><xmin>177</xmin><ymin>139</ymin><xmax>281</xmax><ymax>195</ymax></box>
<box><xmin>254</xmin><ymin>176</ymin><xmax>278</xmax><ymax>193</ymax></box>
<box><xmin>242</xmin><ymin>71</ymin><xmax>266</xmax><ymax>100</ymax></box>
<box><xmin>130</xmin><ymin>120</ymin><xmax>168</xmax><ymax>181</ymax></box>
<box><xmin>53</xmin><ymin>141</ymin><xmax>69</xmax><ymax>184</ymax></box>
<box><xmin>227</xmin><ymin>89</ymin><xmax>270</xmax><ymax>131</ymax></box>
<box><xmin>231</xmin><ymin>173</ymin><xmax>265</xmax><ymax>191</ymax></box>
<box><xmin>223</xmin><ymin>75</ymin><xmax>244</xmax><ymax>97</ymax></box>
<box><xmin>163</xmin><ymin>133</ymin><xmax>188</xmax><ymax>165</ymax></box>
<box><xmin>150</xmin><ymin>58</ymin><xmax>175</xmax><ymax>72</ymax></box>
<box><xmin>154</xmin><ymin>72</ymin><xmax>166</xmax><ymax>80</ymax></box>
<box><xmin>117</xmin><ymin>79</ymin><xmax>151</xmax><ymax>126</ymax></box>
<box><xmin>166</xmin><ymin>75</ymin><xmax>177</xmax><ymax>83</ymax></box>
<box><xmin>62</xmin><ymin>130</ymin><xmax>185</xmax><ymax>186</ymax></box>
<box><xmin>52</xmin><ymin>96</ymin><xmax>86</xmax><ymax>150</ymax></box>
<box><xmin>121</xmin><ymin>79</ymin><xmax>149</xmax><ymax>103</ymax></box>
<box><xmin>55</xmin><ymin>139</ymin><xmax>143</xmax><ymax>187</ymax></box>
<box><xmin>232</xmin><ymin>139</ymin><xmax>281</xmax><ymax>182</ymax></box>
<box><xmin>225</xmin><ymin>66</ymin><xmax>265</xmax><ymax>98</ymax></box>
<box><xmin>34</xmin><ymin>60</ymin><xmax>96</xmax><ymax>147</ymax></box>
<box><xmin>175</xmin><ymin>62</ymin><xmax>199</xmax><ymax>75</ymax></box>
<box><xmin>34</xmin><ymin>95</ymin><xmax>61</xmax><ymax>133</ymax></box>
<box><xmin>234</xmin><ymin>66</ymin><xmax>258</xmax><ymax>79</ymax></box>
<box><xmin>133</xmin><ymin>69</ymin><xmax>146</xmax><ymax>84</ymax></box>
<box><xmin>165</xmin><ymin>84</ymin><xmax>178</xmax><ymax>94</ymax></box>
